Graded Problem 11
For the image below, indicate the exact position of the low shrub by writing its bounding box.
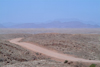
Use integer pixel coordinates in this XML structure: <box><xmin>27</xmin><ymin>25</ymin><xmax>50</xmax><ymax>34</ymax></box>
<box><xmin>89</xmin><ymin>64</ymin><xmax>96</xmax><ymax>67</ymax></box>
<box><xmin>0</xmin><ymin>59</ymin><xmax>3</xmax><ymax>62</ymax></box>
<box><xmin>64</xmin><ymin>60</ymin><xmax>68</xmax><ymax>63</ymax></box>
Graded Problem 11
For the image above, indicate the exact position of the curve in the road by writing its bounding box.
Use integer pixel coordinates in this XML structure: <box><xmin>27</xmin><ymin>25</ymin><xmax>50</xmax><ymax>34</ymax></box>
<box><xmin>9</xmin><ymin>38</ymin><xmax>100</xmax><ymax>63</ymax></box>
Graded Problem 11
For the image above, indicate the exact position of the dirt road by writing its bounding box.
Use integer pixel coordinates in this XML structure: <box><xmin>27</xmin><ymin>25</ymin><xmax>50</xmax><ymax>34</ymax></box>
<box><xmin>9</xmin><ymin>38</ymin><xmax>100</xmax><ymax>63</ymax></box>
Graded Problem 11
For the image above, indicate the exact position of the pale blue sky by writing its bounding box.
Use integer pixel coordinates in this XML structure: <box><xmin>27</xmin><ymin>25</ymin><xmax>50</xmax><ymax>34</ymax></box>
<box><xmin>0</xmin><ymin>0</ymin><xmax>100</xmax><ymax>26</ymax></box>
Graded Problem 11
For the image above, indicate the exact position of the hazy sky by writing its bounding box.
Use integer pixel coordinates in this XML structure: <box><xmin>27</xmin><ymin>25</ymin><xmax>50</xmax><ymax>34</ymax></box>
<box><xmin>0</xmin><ymin>0</ymin><xmax>100</xmax><ymax>26</ymax></box>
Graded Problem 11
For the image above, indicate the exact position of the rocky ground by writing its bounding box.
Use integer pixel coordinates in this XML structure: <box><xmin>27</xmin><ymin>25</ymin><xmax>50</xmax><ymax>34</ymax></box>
<box><xmin>2</xmin><ymin>59</ymin><xmax>100</xmax><ymax>67</ymax></box>
<box><xmin>0</xmin><ymin>33</ymin><xmax>100</xmax><ymax>67</ymax></box>
<box><xmin>0</xmin><ymin>34</ymin><xmax>49</xmax><ymax>66</ymax></box>
<box><xmin>22</xmin><ymin>33</ymin><xmax>100</xmax><ymax>60</ymax></box>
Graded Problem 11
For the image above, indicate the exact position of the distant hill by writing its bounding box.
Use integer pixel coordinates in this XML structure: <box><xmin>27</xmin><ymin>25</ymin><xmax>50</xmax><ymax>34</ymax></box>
<box><xmin>11</xmin><ymin>23</ymin><xmax>38</xmax><ymax>28</ymax></box>
<box><xmin>10</xmin><ymin>21</ymin><xmax>100</xmax><ymax>28</ymax></box>
<box><xmin>0</xmin><ymin>24</ymin><xmax>5</xmax><ymax>28</ymax></box>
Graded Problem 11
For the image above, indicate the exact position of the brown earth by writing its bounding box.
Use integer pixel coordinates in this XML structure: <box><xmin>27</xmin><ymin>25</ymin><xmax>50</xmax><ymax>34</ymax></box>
<box><xmin>9</xmin><ymin>38</ymin><xmax>100</xmax><ymax>63</ymax></box>
<box><xmin>0</xmin><ymin>33</ymin><xmax>100</xmax><ymax>67</ymax></box>
<box><xmin>21</xmin><ymin>33</ymin><xmax>100</xmax><ymax>60</ymax></box>
<box><xmin>3</xmin><ymin>60</ymin><xmax>100</xmax><ymax>67</ymax></box>
<box><xmin>0</xmin><ymin>34</ymin><xmax>49</xmax><ymax>66</ymax></box>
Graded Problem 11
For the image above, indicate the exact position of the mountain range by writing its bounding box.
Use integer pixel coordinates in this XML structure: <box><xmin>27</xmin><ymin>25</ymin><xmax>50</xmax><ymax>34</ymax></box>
<box><xmin>0</xmin><ymin>24</ymin><xmax>5</xmax><ymax>28</ymax></box>
<box><xmin>0</xmin><ymin>21</ymin><xmax>100</xmax><ymax>28</ymax></box>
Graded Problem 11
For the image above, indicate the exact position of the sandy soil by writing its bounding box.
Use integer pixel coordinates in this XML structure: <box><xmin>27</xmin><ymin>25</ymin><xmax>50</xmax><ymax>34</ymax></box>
<box><xmin>0</xmin><ymin>32</ymin><xmax>100</xmax><ymax>67</ymax></box>
<box><xmin>0</xmin><ymin>34</ymin><xmax>49</xmax><ymax>66</ymax></box>
<box><xmin>21</xmin><ymin>33</ymin><xmax>100</xmax><ymax>60</ymax></box>
<box><xmin>9</xmin><ymin>38</ymin><xmax>100</xmax><ymax>64</ymax></box>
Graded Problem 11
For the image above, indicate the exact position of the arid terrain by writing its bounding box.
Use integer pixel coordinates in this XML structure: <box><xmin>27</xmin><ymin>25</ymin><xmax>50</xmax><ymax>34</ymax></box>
<box><xmin>0</xmin><ymin>34</ymin><xmax>50</xmax><ymax>66</ymax></box>
<box><xmin>22</xmin><ymin>33</ymin><xmax>100</xmax><ymax>60</ymax></box>
<box><xmin>0</xmin><ymin>29</ymin><xmax>100</xmax><ymax>67</ymax></box>
<box><xmin>0</xmin><ymin>28</ymin><xmax>100</xmax><ymax>34</ymax></box>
